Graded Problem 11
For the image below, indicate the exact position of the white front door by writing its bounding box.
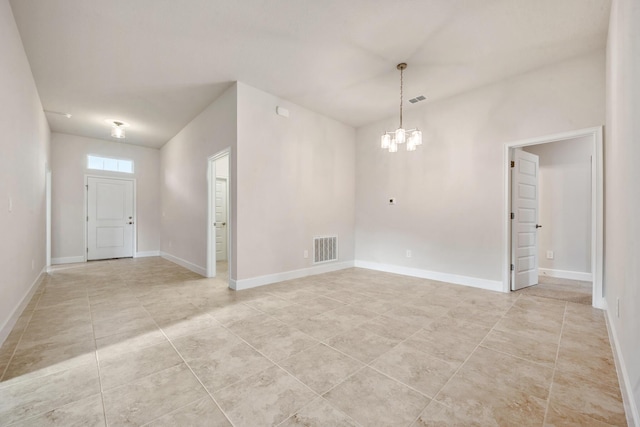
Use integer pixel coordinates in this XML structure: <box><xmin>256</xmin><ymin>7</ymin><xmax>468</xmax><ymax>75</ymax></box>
<box><xmin>511</xmin><ymin>149</ymin><xmax>540</xmax><ymax>290</ymax></box>
<box><xmin>215</xmin><ymin>178</ymin><xmax>227</xmax><ymax>261</ymax></box>
<box><xmin>87</xmin><ymin>177</ymin><xmax>134</xmax><ymax>260</ymax></box>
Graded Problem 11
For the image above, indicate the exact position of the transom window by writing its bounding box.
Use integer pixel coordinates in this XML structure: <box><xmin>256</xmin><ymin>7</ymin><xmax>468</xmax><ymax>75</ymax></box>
<box><xmin>87</xmin><ymin>155</ymin><xmax>134</xmax><ymax>173</ymax></box>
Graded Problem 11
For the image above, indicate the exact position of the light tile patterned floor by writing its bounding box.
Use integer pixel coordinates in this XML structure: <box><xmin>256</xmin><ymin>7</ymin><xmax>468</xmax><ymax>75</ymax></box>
<box><xmin>0</xmin><ymin>257</ymin><xmax>627</xmax><ymax>426</ymax></box>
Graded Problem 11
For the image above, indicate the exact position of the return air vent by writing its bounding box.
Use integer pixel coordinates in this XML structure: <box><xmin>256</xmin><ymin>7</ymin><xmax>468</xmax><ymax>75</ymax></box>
<box><xmin>408</xmin><ymin>95</ymin><xmax>427</xmax><ymax>104</ymax></box>
<box><xmin>313</xmin><ymin>236</ymin><xmax>338</xmax><ymax>264</ymax></box>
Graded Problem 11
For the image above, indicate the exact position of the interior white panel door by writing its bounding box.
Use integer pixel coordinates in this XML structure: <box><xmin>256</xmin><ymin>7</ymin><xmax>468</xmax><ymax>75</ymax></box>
<box><xmin>215</xmin><ymin>178</ymin><xmax>228</xmax><ymax>261</ymax></box>
<box><xmin>87</xmin><ymin>177</ymin><xmax>134</xmax><ymax>260</ymax></box>
<box><xmin>511</xmin><ymin>150</ymin><xmax>540</xmax><ymax>290</ymax></box>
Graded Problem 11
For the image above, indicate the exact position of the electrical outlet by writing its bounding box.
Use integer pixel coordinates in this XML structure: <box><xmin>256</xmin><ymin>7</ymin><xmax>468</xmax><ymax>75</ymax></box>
<box><xmin>303</xmin><ymin>250</ymin><xmax>308</xmax><ymax>259</ymax></box>
<box><xmin>406</xmin><ymin>250</ymin><xmax>412</xmax><ymax>258</ymax></box>
<box><xmin>546</xmin><ymin>250</ymin><xmax>554</xmax><ymax>260</ymax></box>
<box><xmin>389</xmin><ymin>198</ymin><xmax>396</xmax><ymax>205</ymax></box>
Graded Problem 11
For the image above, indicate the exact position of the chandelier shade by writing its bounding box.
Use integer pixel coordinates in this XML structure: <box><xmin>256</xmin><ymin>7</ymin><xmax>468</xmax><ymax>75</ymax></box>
<box><xmin>380</xmin><ymin>63</ymin><xmax>422</xmax><ymax>152</ymax></box>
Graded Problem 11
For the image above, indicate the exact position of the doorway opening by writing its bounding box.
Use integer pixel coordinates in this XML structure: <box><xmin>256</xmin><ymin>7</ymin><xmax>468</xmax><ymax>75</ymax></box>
<box><xmin>503</xmin><ymin>127</ymin><xmax>604</xmax><ymax>308</ymax></box>
<box><xmin>207</xmin><ymin>150</ymin><xmax>230</xmax><ymax>281</ymax></box>
<box><xmin>85</xmin><ymin>175</ymin><xmax>136</xmax><ymax>261</ymax></box>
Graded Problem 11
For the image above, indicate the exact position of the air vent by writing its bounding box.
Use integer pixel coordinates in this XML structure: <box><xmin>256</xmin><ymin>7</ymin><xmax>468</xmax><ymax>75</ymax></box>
<box><xmin>408</xmin><ymin>95</ymin><xmax>427</xmax><ymax>104</ymax></box>
<box><xmin>313</xmin><ymin>236</ymin><xmax>338</xmax><ymax>264</ymax></box>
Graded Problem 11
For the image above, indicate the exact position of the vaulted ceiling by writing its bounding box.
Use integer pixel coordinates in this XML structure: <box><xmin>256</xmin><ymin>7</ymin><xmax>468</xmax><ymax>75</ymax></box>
<box><xmin>10</xmin><ymin>0</ymin><xmax>611</xmax><ymax>148</ymax></box>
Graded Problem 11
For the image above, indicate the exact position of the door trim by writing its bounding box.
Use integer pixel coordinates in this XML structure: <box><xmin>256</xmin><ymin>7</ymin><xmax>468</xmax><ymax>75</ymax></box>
<box><xmin>207</xmin><ymin>149</ymin><xmax>231</xmax><ymax>280</ymax></box>
<box><xmin>502</xmin><ymin>127</ymin><xmax>604</xmax><ymax>308</ymax></box>
<box><xmin>84</xmin><ymin>175</ymin><xmax>137</xmax><ymax>262</ymax></box>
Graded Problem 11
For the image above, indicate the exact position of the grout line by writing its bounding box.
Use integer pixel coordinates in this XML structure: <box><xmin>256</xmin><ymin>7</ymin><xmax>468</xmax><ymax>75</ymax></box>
<box><xmin>136</xmin><ymin>300</ymin><xmax>238</xmax><ymax>427</ymax></box>
<box><xmin>542</xmin><ymin>302</ymin><xmax>568</xmax><ymax>425</ymax></box>
<box><xmin>0</xmin><ymin>277</ymin><xmax>47</xmax><ymax>382</ymax></box>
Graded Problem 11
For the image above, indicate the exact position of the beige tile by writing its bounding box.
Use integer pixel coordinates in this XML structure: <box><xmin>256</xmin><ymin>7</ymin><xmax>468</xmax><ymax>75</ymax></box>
<box><xmin>384</xmin><ymin>305</ymin><xmax>444</xmax><ymax>328</ymax></box>
<box><xmin>294</xmin><ymin>312</ymin><xmax>356</xmax><ymax>341</ymax></box>
<box><xmin>2</xmin><ymin>339</ymin><xmax>97</xmax><ymax>383</ymax></box>
<box><xmin>281</xmin><ymin>397</ymin><xmax>359</xmax><ymax>427</ymax></box>
<box><xmin>327</xmin><ymin>305</ymin><xmax>379</xmax><ymax>325</ymax></box>
<box><xmin>544</xmin><ymin>400</ymin><xmax>616</xmax><ymax>427</ymax></box>
<box><xmin>92</xmin><ymin>309</ymin><xmax>158</xmax><ymax>339</ymax></box>
<box><xmin>280</xmin><ymin>344</ymin><xmax>363</xmax><ymax>393</ymax></box>
<box><xmin>243</xmin><ymin>294</ymin><xmax>295</xmax><ymax>313</ymax></box>
<box><xmin>9</xmin><ymin>394</ymin><xmax>104</xmax><ymax>427</ymax></box>
<box><xmin>481</xmin><ymin>328</ymin><xmax>559</xmax><ymax>366</ymax></box>
<box><xmin>147</xmin><ymin>397</ymin><xmax>231</xmax><ymax>426</ymax></box>
<box><xmin>372</xmin><ymin>343</ymin><xmax>459</xmax><ymax>398</ymax></box>
<box><xmin>0</xmin><ymin>362</ymin><xmax>100</xmax><ymax>425</ymax></box>
<box><xmin>95</xmin><ymin>325</ymin><xmax>166</xmax><ymax>360</ymax></box>
<box><xmin>103</xmin><ymin>364</ymin><xmax>207</xmax><ymax>426</ymax></box>
<box><xmin>207</xmin><ymin>303</ymin><xmax>262</xmax><ymax>325</ymax></box>
<box><xmin>358</xmin><ymin>314</ymin><xmax>422</xmax><ymax>341</ymax></box>
<box><xmin>435</xmin><ymin>369</ymin><xmax>547</xmax><ymax>426</ymax></box>
<box><xmin>301</xmin><ymin>296</ymin><xmax>347</xmax><ymax>313</ymax></box>
<box><xmin>172</xmin><ymin>326</ymin><xmax>273</xmax><ymax>392</ymax></box>
<box><xmin>250</xmin><ymin>324</ymin><xmax>318</xmax><ymax>361</ymax></box>
<box><xmin>326</xmin><ymin>327</ymin><xmax>400</xmax><ymax>363</ymax></box>
<box><xmin>548</xmin><ymin>371</ymin><xmax>626</xmax><ymax>426</ymax></box>
<box><xmin>269</xmin><ymin>303</ymin><xmax>324</xmax><ymax>325</ymax></box>
<box><xmin>213</xmin><ymin>365</ymin><xmax>316</xmax><ymax>427</ymax></box>
<box><xmin>456</xmin><ymin>347</ymin><xmax>553</xmax><ymax>400</ymax></box>
<box><xmin>445</xmin><ymin>303</ymin><xmax>504</xmax><ymax>327</ymax></box>
<box><xmin>404</xmin><ymin>317</ymin><xmax>490</xmax><ymax>363</ymax></box>
<box><xmin>324</xmin><ymin>367</ymin><xmax>429</xmax><ymax>427</ymax></box>
<box><xmin>413</xmin><ymin>400</ymin><xmax>500</xmax><ymax>427</ymax></box>
<box><xmin>99</xmin><ymin>340</ymin><xmax>183</xmax><ymax>390</ymax></box>
<box><xmin>226</xmin><ymin>313</ymin><xmax>285</xmax><ymax>341</ymax></box>
<box><xmin>155</xmin><ymin>311</ymin><xmax>220</xmax><ymax>340</ymax></box>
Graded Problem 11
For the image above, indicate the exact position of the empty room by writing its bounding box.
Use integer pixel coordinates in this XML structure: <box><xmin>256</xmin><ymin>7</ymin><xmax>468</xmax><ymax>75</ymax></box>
<box><xmin>0</xmin><ymin>0</ymin><xmax>638</xmax><ymax>426</ymax></box>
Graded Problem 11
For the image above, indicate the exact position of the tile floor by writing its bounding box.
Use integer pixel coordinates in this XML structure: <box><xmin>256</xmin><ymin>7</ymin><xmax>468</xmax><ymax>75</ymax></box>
<box><xmin>517</xmin><ymin>276</ymin><xmax>593</xmax><ymax>306</ymax></box>
<box><xmin>0</xmin><ymin>257</ymin><xmax>626</xmax><ymax>426</ymax></box>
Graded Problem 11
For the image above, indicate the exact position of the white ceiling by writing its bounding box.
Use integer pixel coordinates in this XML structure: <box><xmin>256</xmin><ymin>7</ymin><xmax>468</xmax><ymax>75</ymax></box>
<box><xmin>10</xmin><ymin>0</ymin><xmax>611</xmax><ymax>148</ymax></box>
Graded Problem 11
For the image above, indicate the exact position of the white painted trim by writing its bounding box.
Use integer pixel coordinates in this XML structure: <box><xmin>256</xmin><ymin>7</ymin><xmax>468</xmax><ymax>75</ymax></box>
<box><xmin>231</xmin><ymin>261</ymin><xmax>355</xmax><ymax>291</ymax></box>
<box><xmin>605</xmin><ymin>306</ymin><xmax>640</xmax><ymax>427</ymax></box>
<box><xmin>46</xmin><ymin>169</ymin><xmax>51</xmax><ymax>269</ymax></box>
<box><xmin>0</xmin><ymin>268</ymin><xmax>45</xmax><ymax>346</ymax></box>
<box><xmin>134</xmin><ymin>250</ymin><xmax>160</xmax><ymax>258</ymax></box>
<box><xmin>51</xmin><ymin>256</ymin><xmax>86</xmax><ymax>265</ymax></box>
<box><xmin>503</xmin><ymin>126</ymin><xmax>604</xmax><ymax>309</ymax></box>
<box><xmin>538</xmin><ymin>268</ymin><xmax>592</xmax><ymax>282</ymax></box>
<box><xmin>160</xmin><ymin>251</ymin><xmax>206</xmax><ymax>276</ymax></box>
<box><xmin>354</xmin><ymin>260</ymin><xmax>503</xmax><ymax>293</ymax></box>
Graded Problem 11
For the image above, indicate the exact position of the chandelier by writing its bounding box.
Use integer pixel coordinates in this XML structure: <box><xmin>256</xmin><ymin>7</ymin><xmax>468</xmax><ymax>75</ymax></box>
<box><xmin>381</xmin><ymin>63</ymin><xmax>422</xmax><ymax>152</ymax></box>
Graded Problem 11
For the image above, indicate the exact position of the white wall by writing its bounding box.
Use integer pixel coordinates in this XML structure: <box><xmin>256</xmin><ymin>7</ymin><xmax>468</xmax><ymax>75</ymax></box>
<box><xmin>605</xmin><ymin>0</ymin><xmax>640</xmax><ymax>423</ymax></box>
<box><xmin>523</xmin><ymin>136</ymin><xmax>592</xmax><ymax>276</ymax></box>
<box><xmin>0</xmin><ymin>0</ymin><xmax>50</xmax><ymax>344</ymax></box>
<box><xmin>235</xmin><ymin>83</ymin><xmax>356</xmax><ymax>282</ymax></box>
<box><xmin>50</xmin><ymin>133</ymin><xmax>161</xmax><ymax>262</ymax></box>
<box><xmin>355</xmin><ymin>51</ymin><xmax>605</xmax><ymax>289</ymax></box>
<box><xmin>160</xmin><ymin>84</ymin><xmax>237</xmax><ymax>277</ymax></box>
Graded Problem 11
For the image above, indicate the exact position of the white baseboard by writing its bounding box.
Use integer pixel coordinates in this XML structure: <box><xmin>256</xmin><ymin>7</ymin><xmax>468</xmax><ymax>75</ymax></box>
<box><xmin>354</xmin><ymin>260</ymin><xmax>504</xmax><ymax>293</ymax></box>
<box><xmin>605</xmin><ymin>304</ymin><xmax>640</xmax><ymax>427</ymax></box>
<box><xmin>0</xmin><ymin>268</ymin><xmax>45</xmax><ymax>346</ymax></box>
<box><xmin>160</xmin><ymin>252</ymin><xmax>206</xmax><ymax>276</ymax></box>
<box><xmin>231</xmin><ymin>261</ymin><xmax>355</xmax><ymax>291</ymax></box>
<box><xmin>539</xmin><ymin>268</ymin><xmax>592</xmax><ymax>282</ymax></box>
<box><xmin>135</xmin><ymin>250</ymin><xmax>160</xmax><ymax>258</ymax></box>
<box><xmin>51</xmin><ymin>256</ymin><xmax>85</xmax><ymax>265</ymax></box>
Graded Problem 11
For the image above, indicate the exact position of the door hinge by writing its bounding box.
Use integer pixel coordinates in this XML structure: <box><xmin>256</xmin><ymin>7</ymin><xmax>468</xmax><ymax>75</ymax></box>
<box><xmin>510</xmin><ymin>161</ymin><xmax>515</xmax><ymax>168</ymax></box>
<box><xmin>86</xmin><ymin>247</ymin><xmax>89</xmax><ymax>253</ymax></box>
<box><xmin>510</xmin><ymin>212</ymin><xmax>514</xmax><ymax>220</ymax></box>
<box><xmin>510</xmin><ymin>264</ymin><xmax>514</xmax><ymax>271</ymax></box>
<box><xmin>86</xmin><ymin>216</ymin><xmax>89</xmax><ymax>222</ymax></box>
<box><xmin>86</xmin><ymin>184</ymin><xmax>88</xmax><ymax>190</ymax></box>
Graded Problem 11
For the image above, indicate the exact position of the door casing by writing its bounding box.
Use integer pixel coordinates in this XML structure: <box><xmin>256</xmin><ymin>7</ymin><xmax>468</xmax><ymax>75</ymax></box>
<box><xmin>503</xmin><ymin>127</ymin><xmax>604</xmax><ymax>308</ymax></box>
<box><xmin>207</xmin><ymin>149</ymin><xmax>231</xmax><ymax>280</ymax></box>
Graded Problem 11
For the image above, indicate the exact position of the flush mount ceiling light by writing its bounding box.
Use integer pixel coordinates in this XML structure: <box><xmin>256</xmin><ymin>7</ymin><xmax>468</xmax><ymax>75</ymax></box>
<box><xmin>381</xmin><ymin>63</ymin><xmax>422</xmax><ymax>153</ymax></box>
<box><xmin>105</xmin><ymin>119</ymin><xmax>129</xmax><ymax>139</ymax></box>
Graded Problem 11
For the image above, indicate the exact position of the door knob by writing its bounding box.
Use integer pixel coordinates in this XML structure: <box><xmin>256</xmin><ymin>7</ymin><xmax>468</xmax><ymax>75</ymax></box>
<box><xmin>128</xmin><ymin>221</ymin><xmax>134</xmax><ymax>225</ymax></box>
<box><xmin>535</xmin><ymin>224</ymin><xmax>542</xmax><ymax>228</ymax></box>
